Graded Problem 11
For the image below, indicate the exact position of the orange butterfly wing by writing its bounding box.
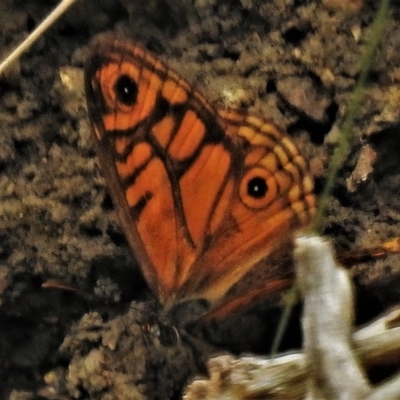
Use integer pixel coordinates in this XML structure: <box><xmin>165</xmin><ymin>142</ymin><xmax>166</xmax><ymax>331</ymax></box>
<box><xmin>84</xmin><ymin>34</ymin><xmax>316</xmax><ymax>308</ymax></box>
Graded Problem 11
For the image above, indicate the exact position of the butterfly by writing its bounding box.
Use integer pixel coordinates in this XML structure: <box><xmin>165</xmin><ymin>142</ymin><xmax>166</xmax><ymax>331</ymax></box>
<box><xmin>84</xmin><ymin>34</ymin><xmax>316</xmax><ymax>318</ymax></box>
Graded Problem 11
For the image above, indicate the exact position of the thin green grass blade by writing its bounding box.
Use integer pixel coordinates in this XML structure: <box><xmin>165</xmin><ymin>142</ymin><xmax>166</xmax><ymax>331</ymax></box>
<box><xmin>271</xmin><ymin>0</ymin><xmax>391</xmax><ymax>356</ymax></box>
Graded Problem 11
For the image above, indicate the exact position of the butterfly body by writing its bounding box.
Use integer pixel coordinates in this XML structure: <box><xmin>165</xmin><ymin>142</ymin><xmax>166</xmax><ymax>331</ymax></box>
<box><xmin>85</xmin><ymin>34</ymin><xmax>315</xmax><ymax>310</ymax></box>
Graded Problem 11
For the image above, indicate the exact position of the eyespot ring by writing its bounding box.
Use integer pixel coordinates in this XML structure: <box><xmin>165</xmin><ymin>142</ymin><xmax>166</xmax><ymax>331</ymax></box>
<box><xmin>239</xmin><ymin>167</ymin><xmax>277</xmax><ymax>209</ymax></box>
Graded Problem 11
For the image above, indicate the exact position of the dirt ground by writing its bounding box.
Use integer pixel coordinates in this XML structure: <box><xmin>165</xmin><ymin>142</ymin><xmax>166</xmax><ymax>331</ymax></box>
<box><xmin>1</xmin><ymin>0</ymin><xmax>400</xmax><ymax>399</ymax></box>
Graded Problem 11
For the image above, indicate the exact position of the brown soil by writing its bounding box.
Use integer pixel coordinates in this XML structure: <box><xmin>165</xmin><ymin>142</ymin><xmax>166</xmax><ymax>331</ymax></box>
<box><xmin>1</xmin><ymin>0</ymin><xmax>400</xmax><ymax>399</ymax></box>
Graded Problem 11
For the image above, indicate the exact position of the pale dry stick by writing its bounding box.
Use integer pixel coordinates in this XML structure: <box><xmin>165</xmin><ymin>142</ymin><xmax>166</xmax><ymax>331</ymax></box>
<box><xmin>183</xmin><ymin>353</ymin><xmax>309</xmax><ymax>400</ymax></box>
<box><xmin>183</xmin><ymin>307</ymin><xmax>400</xmax><ymax>400</ymax></box>
<box><xmin>354</xmin><ymin>308</ymin><xmax>400</xmax><ymax>366</ymax></box>
<box><xmin>0</xmin><ymin>0</ymin><xmax>79</xmax><ymax>78</ymax></box>
<box><xmin>295</xmin><ymin>236</ymin><xmax>370</xmax><ymax>399</ymax></box>
<box><xmin>184</xmin><ymin>239</ymin><xmax>400</xmax><ymax>400</ymax></box>
<box><xmin>364</xmin><ymin>371</ymin><xmax>400</xmax><ymax>400</ymax></box>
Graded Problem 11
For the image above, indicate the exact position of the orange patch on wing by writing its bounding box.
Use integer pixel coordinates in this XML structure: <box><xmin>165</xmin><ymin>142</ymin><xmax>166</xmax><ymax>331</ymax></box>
<box><xmin>291</xmin><ymin>198</ymin><xmax>310</xmax><ymax>219</ymax></box>
<box><xmin>180</xmin><ymin>144</ymin><xmax>231</xmax><ymax>247</ymax></box>
<box><xmin>125</xmin><ymin>158</ymin><xmax>178</xmax><ymax>290</ymax></box>
<box><xmin>219</xmin><ymin>109</ymin><xmax>245</xmax><ymax>123</ymax></box>
<box><xmin>238</xmin><ymin>125</ymin><xmax>277</xmax><ymax>147</ymax></box>
<box><xmin>244</xmin><ymin>147</ymin><xmax>268</xmax><ymax>166</ymax></box>
<box><xmin>274</xmin><ymin>170</ymin><xmax>293</xmax><ymax>195</ymax></box>
<box><xmin>114</xmin><ymin>136</ymin><xmax>130</xmax><ymax>155</ymax></box>
<box><xmin>152</xmin><ymin>116</ymin><xmax>176</xmax><ymax>148</ymax></box>
<box><xmin>168</xmin><ymin>110</ymin><xmax>205</xmax><ymax>160</ymax></box>
<box><xmin>209</xmin><ymin>178</ymin><xmax>234</xmax><ymax>235</ymax></box>
<box><xmin>282</xmin><ymin>160</ymin><xmax>302</xmax><ymax>183</ymax></box>
<box><xmin>245</xmin><ymin>115</ymin><xmax>263</xmax><ymax>128</ymax></box>
<box><xmin>260</xmin><ymin>151</ymin><xmax>279</xmax><ymax>172</ymax></box>
<box><xmin>138</xmin><ymin>68</ymin><xmax>164</xmax><ymax>121</ymax></box>
<box><xmin>116</xmin><ymin>142</ymin><xmax>152</xmax><ymax>179</ymax></box>
<box><xmin>207</xmin><ymin>194</ymin><xmax>293</xmax><ymax>278</ymax></box>
<box><xmin>260</xmin><ymin>122</ymin><xmax>282</xmax><ymax>140</ymax></box>
<box><xmin>162</xmin><ymin>79</ymin><xmax>188</xmax><ymax>104</ymax></box>
<box><xmin>273</xmin><ymin>144</ymin><xmax>289</xmax><ymax>166</ymax></box>
<box><xmin>303</xmin><ymin>176</ymin><xmax>314</xmax><ymax>193</ymax></box>
<box><xmin>103</xmin><ymin>112</ymin><xmax>132</xmax><ymax>133</ymax></box>
<box><xmin>281</xmin><ymin>136</ymin><xmax>299</xmax><ymax>158</ymax></box>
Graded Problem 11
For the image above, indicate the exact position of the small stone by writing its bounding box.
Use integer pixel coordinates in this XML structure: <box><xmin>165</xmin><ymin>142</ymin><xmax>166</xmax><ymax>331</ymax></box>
<box><xmin>346</xmin><ymin>144</ymin><xmax>377</xmax><ymax>192</ymax></box>
<box><xmin>277</xmin><ymin>76</ymin><xmax>332</xmax><ymax>123</ymax></box>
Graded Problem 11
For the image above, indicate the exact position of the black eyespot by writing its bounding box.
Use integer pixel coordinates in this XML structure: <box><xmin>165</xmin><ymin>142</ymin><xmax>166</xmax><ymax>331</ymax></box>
<box><xmin>247</xmin><ymin>177</ymin><xmax>268</xmax><ymax>198</ymax></box>
<box><xmin>114</xmin><ymin>74</ymin><xmax>137</xmax><ymax>106</ymax></box>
